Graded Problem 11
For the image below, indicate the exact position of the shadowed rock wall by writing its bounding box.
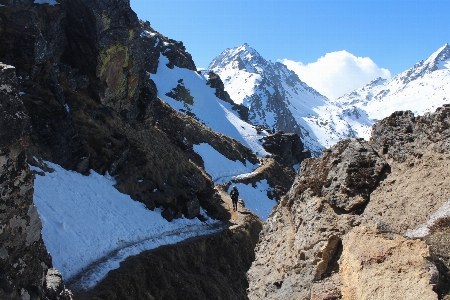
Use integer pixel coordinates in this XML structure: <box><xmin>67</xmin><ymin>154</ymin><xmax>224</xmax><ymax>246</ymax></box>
<box><xmin>0</xmin><ymin>64</ymin><xmax>71</xmax><ymax>299</ymax></box>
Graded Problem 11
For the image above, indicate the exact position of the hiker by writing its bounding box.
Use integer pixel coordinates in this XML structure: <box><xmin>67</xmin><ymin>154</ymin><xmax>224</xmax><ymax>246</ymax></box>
<box><xmin>230</xmin><ymin>185</ymin><xmax>239</xmax><ymax>211</ymax></box>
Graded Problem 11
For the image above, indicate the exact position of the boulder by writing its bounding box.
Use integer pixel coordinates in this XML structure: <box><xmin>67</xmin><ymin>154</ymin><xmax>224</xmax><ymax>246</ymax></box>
<box><xmin>262</xmin><ymin>131</ymin><xmax>310</xmax><ymax>166</ymax></box>
<box><xmin>248</xmin><ymin>106</ymin><xmax>450</xmax><ymax>299</ymax></box>
<box><xmin>340</xmin><ymin>223</ymin><xmax>437</xmax><ymax>300</ymax></box>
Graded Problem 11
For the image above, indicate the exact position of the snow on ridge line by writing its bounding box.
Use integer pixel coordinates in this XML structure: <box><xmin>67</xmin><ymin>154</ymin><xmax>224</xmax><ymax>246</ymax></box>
<box><xmin>31</xmin><ymin>161</ymin><xmax>221</xmax><ymax>289</ymax></box>
<box><xmin>406</xmin><ymin>199</ymin><xmax>450</xmax><ymax>238</ymax></box>
<box><xmin>193</xmin><ymin>143</ymin><xmax>259</xmax><ymax>184</ymax></box>
<box><xmin>151</xmin><ymin>54</ymin><xmax>269</xmax><ymax>157</ymax></box>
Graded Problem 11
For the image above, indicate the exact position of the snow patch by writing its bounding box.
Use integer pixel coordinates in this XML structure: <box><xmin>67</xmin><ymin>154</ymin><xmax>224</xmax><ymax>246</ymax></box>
<box><xmin>34</xmin><ymin>0</ymin><xmax>59</xmax><ymax>5</ymax></box>
<box><xmin>406</xmin><ymin>199</ymin><xmax>450</xmax><ymax>238</ymax></box>
<box><xmin>32</xmin><ymin>162</ymin><xmax>221</xmax><ymax>290</ymax></box>
<box><xmin>193</xmin><ymin>143</ymin><xmax>258</xmax><ymax>183</ymax></box>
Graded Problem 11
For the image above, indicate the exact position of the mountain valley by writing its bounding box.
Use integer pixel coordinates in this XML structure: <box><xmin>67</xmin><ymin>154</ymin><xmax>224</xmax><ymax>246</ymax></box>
<box><xmin>0</xmin><ymin>1</ymin><xmax>449</xmax><ymax>299</ymax></box>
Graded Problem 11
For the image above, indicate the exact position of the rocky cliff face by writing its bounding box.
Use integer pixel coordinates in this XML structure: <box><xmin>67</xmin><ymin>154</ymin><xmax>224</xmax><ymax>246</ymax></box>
<box><xmin>0</xmin><ymin>0</ymin><xmax>261</xmax><ymax>222</ymax></box>
<box><xmin>261</xmin><ymin>131</ymin><xmax>310</xmax><ymax>166</ymax></box>
<box><xmin>247</xmin><ymin>106</ymin><xmax>450</xmax><ymax>299</ymax></box>
<box><xmin>0</xmin><ymin>0</ymin><xmax>273</xmax><ymax>297</ymax></box>
<box><xmin>0</xmin><ymin>63</ymin><xmax>71</xmax><ymax>299</ymax></box>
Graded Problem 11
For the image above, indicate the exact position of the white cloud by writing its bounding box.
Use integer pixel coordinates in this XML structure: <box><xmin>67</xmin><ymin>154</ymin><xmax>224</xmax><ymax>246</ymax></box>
<box><xmin>282</xmin><ymin>51</ymin><xmax>391</xmax><ymax>100</ymax></box>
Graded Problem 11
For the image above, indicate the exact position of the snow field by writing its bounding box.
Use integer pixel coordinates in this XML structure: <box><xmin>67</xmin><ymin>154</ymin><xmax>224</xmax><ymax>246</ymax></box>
<box><xmin>32</xmin><ymin>162</ymin><xmax>221</xmax><ymax>290</ymax></box>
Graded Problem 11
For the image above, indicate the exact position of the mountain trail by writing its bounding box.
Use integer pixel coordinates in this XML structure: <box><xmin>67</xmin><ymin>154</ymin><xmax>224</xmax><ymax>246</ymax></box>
<box><xmin>66</xmin><ymin>222</ymin><xmax>225</xmax><ymax>293</ymax></box>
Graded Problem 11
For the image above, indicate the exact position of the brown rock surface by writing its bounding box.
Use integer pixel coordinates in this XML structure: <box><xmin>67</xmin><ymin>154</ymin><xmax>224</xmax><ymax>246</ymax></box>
<box><xmin>364</xmin><ymin>151</ymin><xmax>450</xmax><ymax>234</ymax></box>
<box><xmin>340</xmin><ymin>222</ymin><xmax>437</xmax><ymax>300</ymax></box>
<box><xmin>248</xmin><ymin>107</ymin><xmax>450</xmax><ymax>299</ymax></box>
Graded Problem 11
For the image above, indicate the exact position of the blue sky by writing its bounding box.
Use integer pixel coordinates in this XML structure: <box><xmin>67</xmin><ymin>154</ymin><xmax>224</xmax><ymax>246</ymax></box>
<box><xmin>131</xmin><ymin>0</ymin><xmax>450</xmax><ymax>99</ymax></box>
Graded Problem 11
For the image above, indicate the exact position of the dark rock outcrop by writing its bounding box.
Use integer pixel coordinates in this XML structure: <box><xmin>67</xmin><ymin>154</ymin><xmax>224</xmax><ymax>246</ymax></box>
<box><xmin>140</xmin><ymin>20</ymin><xmax>196</xmax><ymax>74</ymax></box>
<box><xmin>205</xmin><ymin>71</ymin><xmax>249</xmax><ymax>121</ymax></box>
<box><xmin>293</xmin><ymin>138</ymin><xmax>387</xmax><ymax>212</ymax></box>
<box><xmin>248</xmin><ymin>106</ymin><xmax>450</xmax><ymax>299</ymax></box>
<box><xmin>0</xmin><ymin>0</ymin><xmax>246</xmax><ymax>222</ymax></box>
<box><xmin>262</xmin><ymin>131</ymin><xmax>310</xmax><ymax>166</ymax></box>
<box><xmin>0</xmin><ymin>63</ymin><xmax>71</xmax><ymax>300</ymax></box>
<box><xmin>0</xmin><ymin>2</ymin><xmax>90</xmax><ymax>172</ymax></box>
<box><xmin>0</xmin><ymin>63</ymin><xmax>30</xmax><ymax>147</ymax></box>
<box><xmin>371</xmin><ymin>107</ymin><xmax>450</xmax><ymax>162</ymax></box>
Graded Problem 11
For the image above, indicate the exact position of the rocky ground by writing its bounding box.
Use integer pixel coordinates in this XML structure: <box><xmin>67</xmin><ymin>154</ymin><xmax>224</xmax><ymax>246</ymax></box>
<box><xmin>247</xmin><ymin>106</ymin><xmax>450</xmax><ymax>299</ymax></box>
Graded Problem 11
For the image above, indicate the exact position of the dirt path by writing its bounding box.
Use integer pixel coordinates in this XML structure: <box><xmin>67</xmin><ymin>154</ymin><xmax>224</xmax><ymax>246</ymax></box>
<box><xmin>215</xmin><ymin>184</ymin><xmax>254</xmax><ymax>229</ymax></box>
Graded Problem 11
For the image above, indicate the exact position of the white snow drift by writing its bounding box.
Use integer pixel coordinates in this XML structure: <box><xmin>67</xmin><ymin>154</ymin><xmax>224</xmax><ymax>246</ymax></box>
<box><xmin>32</xmin><ymin>162</ymin><xmax>221</xmax><ymax>291</ymax></box>
<box><xmin>193</xmin><ymin>143</ymin><xmax>258</xmax><ymax>184</ymax></box>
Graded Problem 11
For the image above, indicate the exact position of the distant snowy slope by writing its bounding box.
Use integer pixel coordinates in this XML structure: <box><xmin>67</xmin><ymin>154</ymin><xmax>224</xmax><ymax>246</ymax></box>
<box><xmin>150</xmin><ymin>55</ymin><xmax>277</xmax><ymax>206</ymax></box>
<box><xmin>151</xmin><ymin>54</ymin><xmax>268</xmax><ymax>157</ymax></box>
<box><xmin>335</xmin><ymin>43</ymin><xmax>450</xmax><ymax>139</ymax></box>
<box><xmin>208</xmin><ymin>44</ymin><xmax>368</xmax><ymax>153</ymax></box>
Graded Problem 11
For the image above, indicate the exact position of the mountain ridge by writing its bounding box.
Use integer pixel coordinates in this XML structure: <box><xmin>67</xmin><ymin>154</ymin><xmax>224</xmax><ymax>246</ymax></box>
<box><xmin>209</xmin><ymin>43</ymin><xmax>371</xmax><ymax>154</ymax></box>
<box><xmin>334</xmin><ymin>43</ymin><xmax>450</xmax><ymax>130</ymax></box>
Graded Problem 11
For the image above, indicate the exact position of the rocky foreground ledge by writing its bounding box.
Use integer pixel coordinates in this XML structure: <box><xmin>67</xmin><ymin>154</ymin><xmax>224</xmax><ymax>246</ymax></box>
<box><xmin>0</xmin><ymin>64</ymin><xmax>72</xmax><ymax>299</ymax></box>
<box><xmin>248</xmin><ymin>106</ymin><xmax>450</xmax><ymax>299</ymax></box>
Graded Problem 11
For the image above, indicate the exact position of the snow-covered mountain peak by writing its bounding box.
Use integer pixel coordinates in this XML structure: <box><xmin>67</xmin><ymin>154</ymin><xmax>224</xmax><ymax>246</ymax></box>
<box><xmin>397</xmin><ymin>43</ymin><xmax>450</xmax><ymax>85</ymax></box>
<box><xmin>208</xmin><ymin>45</ymin><xmax>374</xmax><ymax>155</ymax></box>
<box><xmin>430</xmin><ymin>43</ymin><xmax>450</xmax><ymax>70</ymax></box>
<box><xmin>208</xmin><ymin>44</ymin><xmax>268</xmax><ymax>74</ymax></box>
<box><xmin>335</xmin><ymin>43</ymin><xmax>450</xmax><ymax>126</ymax></box>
